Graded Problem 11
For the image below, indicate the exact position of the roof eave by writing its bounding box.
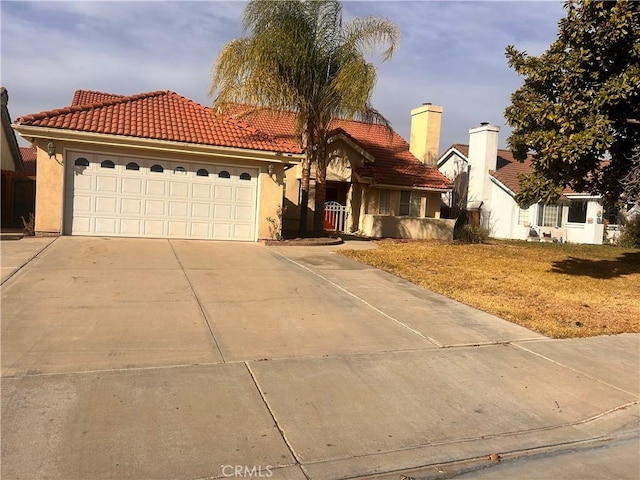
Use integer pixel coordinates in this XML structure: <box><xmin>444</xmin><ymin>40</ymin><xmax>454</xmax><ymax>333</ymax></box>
<box><xmin>328</xmin><ymin>131</ymin><xmax>375</xmax><ymax>163</ymax></box>
<box><xmin>373</xmin><ymin>183</ymin><xmax>451</xmax><ymax>193</ymax></box>
<box><xmin>12</xmin><ymin>125</ymin><xmax>304</xmax><ymax>164</ymax></box>
<box><xmin>489</xmin><ymin>174</ymin><xmax>517</xmax><ymax>197</ymax></box>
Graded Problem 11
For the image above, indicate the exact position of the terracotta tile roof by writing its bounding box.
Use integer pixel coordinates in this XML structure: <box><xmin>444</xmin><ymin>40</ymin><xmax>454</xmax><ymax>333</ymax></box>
<box><xmin>19</xmin><ymin>146</ymin><xmax>37</xmax><ymax>176</ymax></box>
<box><xmin>71</xmin><ymin>90</ymin><xmax>125</xmax><ymax>106</ymax></box>
<box><xmin>224</xmin><ymin>106</ymin><xmax>451</xmax><ymax>190</ymax></box>
<box><xmin>15</xmin><ymin>90</ymin><xmax>301</xmax><ymax>154</ymax></box>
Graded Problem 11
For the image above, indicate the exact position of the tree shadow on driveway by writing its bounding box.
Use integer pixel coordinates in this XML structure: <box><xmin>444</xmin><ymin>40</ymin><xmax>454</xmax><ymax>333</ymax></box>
<box><xmin>550</xmin><ymin>251</ymin><xmax>640</xmax><ymax>279</ymax></box>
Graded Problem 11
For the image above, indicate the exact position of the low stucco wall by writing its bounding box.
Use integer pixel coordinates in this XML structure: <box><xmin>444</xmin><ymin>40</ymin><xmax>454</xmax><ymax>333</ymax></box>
<box><xmin>360</xmin><ymin>214</ymin><xmax>455</xmax><ymax>241</ymax></box>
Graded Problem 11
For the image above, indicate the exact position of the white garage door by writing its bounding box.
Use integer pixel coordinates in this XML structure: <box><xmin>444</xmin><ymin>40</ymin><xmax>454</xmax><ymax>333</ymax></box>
<box><xmin>64</xmin><ymin>152</ymin><xmax>258</xmax><ymax>241</ymax></box>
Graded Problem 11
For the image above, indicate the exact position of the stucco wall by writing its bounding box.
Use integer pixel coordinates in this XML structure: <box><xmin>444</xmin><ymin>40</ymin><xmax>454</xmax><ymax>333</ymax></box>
<box><xmin>33</xmin><ymin>139</ymin><xmax>288</xmax><ymax>240</ymax></box>
<box><xmin>360</xmin><ymin>214</ymin><xmax>454</xmax><ymax>240</ymax></box>
<box><xmin>34</xmin><ymin>140</ymin><xmax>65</xmax><ymax>234</ymax></box>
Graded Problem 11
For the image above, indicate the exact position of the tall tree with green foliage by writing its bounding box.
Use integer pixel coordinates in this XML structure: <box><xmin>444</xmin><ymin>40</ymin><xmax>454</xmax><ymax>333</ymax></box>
<box><xmin>505</xmin><ymin>0</ymin><xmax>640</xmax><ymax>207</ymax></box>
<box><xmin>210</xmin><ymin>0</ymin><xmax>398</xmax><ymax>235</ymax></box>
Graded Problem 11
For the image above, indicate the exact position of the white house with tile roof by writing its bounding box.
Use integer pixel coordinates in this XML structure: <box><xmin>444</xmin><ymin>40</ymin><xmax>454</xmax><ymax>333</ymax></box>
<box><xmin>438</xmin><ymin>123</ymin><xmax>611</xmax><ymax>245</ymax></box>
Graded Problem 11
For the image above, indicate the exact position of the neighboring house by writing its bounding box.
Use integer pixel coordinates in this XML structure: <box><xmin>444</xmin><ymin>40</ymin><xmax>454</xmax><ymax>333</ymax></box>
<box><xmin>12</xmin><ymin>89</ymin><xmax>453</xmax><ymax>241</ymax></box>
<box><xmin>1</xmin><ymin>87</ymin><xmax>35</xmax><ymax>228</ymax></box>
<box><xmin>438</xmin><ymin>123</ymin><xmax>609</xmax><ymax>245</ymax></box>
<box><xmin>224</xmin><ymin>103</ymin><xmax>453</xmax><ymax>239</ymax></box>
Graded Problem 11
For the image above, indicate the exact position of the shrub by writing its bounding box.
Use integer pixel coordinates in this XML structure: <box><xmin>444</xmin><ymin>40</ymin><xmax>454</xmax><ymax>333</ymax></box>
<box><xmin>21</xmin><ymin>212</ymin><xmax>35</xmax><ymax>236</ymax></box>
<box><xmin>617</xmin><ymin>218</ymin><xmax>640</xmax><ymax>248</ymax></box>
<box><xmin>457</xmin><ymin>223</ymin><xmax>490</xmax><ymax>244</ymax></box>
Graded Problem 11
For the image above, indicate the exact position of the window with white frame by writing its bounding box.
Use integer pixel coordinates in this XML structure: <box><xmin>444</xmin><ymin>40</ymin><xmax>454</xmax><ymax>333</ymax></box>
<box><xmin>538</xmin><ymin>204</ymin><xmax>562</xmax><ymax>227</ymax></box>
<box><xmin>567</xmin><ymin>200</ymin><xmax>587</xmax><ymax>223</ymax></box>
<box><xmin>518</xmin><ymin>207</ymin><xmax>529</xmax><ymax>225</ymax></box>
<box><xmin>378</xmin><ymin>190</ymin><xmax>391</xmax><ymax>215</ymax></box>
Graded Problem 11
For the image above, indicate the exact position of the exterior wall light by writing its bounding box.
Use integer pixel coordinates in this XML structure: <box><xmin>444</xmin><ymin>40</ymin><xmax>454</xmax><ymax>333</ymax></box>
<box><xmin>47</xmin><ymin>141</ymin><xmax>56</xmax><ymax>158</ymax></box>
<box><xmin>267</xmin><ymin>164</ymin><xmax>274</xmax><ymax>176</ymax></box>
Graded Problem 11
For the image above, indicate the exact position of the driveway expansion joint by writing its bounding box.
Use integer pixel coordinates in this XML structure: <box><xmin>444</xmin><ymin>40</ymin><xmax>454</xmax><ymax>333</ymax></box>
<box><xmin>168</xmin><ymin>239</ymin><xmax>226</xmax><ymax>363</ymax></box>
<box><xmin>273</xmin><ymin>250</ymin><xmax>443</xmax><ymax>348</ymax></box>
<box><xmin>1</xmin><ymin>236</ymin><xmax>58</xmax><ymax>286</ymax></box>
<box><xmin>512</xmin><ymin>342</ymin><xmax>640</xmax><ymax>397</ymax></box>
<box><xmin>244</xmin><ymin>362</ymin><xmax>306</xmax><ymax>473</ymax></box>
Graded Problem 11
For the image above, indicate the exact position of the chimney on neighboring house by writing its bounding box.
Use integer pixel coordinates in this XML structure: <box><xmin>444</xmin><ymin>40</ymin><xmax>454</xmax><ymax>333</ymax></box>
<box><xmin>410</xmin><ymin>103</ymin><xmax>443</xmax><ymax>165</ymax></box>
<box><xmin>467</xmin><ymin>122</ymin><xmax>500</xmax><ymax>224</ymax></box>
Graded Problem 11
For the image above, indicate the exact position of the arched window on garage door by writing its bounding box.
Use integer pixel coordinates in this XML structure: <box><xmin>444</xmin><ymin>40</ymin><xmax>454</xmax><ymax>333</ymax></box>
<box><xmin>74</xmin><ymin>158</ymin><xmax>89</xmax><ymax>167</ymax></box>
<box><xmin>197</xmin><ymin>168</ymin><xmax>209</xmax><ymax>177</ymax></box>
<box><xmin>100</xmin><ymin>160</ymin><xmax>115</xmax><ymax>169</ymax></box>
<box><xmin>126</xmin><ymin>162</ymin><xmax>140</xmax><ymax>171</ymax></box>
<box><xmin>150</xmin><ymin>164</ymin><xmax>164</xmax><ymax>173</ymax></box>
<box><xmin>239</xmin><ymin>172</ymin><xmax>252</xmax><ymax>181</ymax></box>
<box><xmin>218</xmin><ymin>170</ymin><xmax>231</xmax><ymax>179</ymax></box>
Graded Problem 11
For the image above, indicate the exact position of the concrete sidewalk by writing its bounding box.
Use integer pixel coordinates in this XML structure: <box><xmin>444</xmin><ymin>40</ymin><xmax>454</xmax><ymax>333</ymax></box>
<box><xmin>1</xmin><ymin>237</ymin><xmax>638</xmax><ymax>479</ymax></box>
<box><xmin>0</xmin><ymin>234</ymin><xmax>55</xmax><ymax>283</ymax></box>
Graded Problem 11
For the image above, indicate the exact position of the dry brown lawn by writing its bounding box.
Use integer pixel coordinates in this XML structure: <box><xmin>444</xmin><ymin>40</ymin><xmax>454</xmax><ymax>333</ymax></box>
<box><xmin>339</xmin><ymin>240</ymin><xmax>640</xmax><ymax>338</ymax></box>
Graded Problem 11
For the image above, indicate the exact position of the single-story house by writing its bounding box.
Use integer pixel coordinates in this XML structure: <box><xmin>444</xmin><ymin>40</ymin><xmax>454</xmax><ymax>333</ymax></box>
<box><xmin>437</xmin><ymin>123</ymin><xmax>612</xmax><ymax>245</ymax></box>
<box><xmin>12</xmin><ymin>90</ymin><xmax>453</xmax><ymax>241</ymax></box>
<box><xmin>224</xmin><ymin>103</ymin><xmax>453</xmax><ymax>239</ymax></box>
<box><xmin>1</xmin><ymin>87</ymin><xmax>35</xmax><ymax>228</ymax></box>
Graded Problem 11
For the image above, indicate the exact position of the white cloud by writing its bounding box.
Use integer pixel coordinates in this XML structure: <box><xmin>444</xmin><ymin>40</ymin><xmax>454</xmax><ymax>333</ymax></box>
<box><xmin>2</xmin><ymin>0</ymin><xmax>565</xmax><ymax>150</ymax></box>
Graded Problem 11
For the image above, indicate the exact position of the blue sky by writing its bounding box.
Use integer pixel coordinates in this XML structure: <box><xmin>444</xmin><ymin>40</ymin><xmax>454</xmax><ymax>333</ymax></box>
<box><xmin>1</xmin><ymin>1</ymin><xmax>565</xmax><ymax>151</ymax></box>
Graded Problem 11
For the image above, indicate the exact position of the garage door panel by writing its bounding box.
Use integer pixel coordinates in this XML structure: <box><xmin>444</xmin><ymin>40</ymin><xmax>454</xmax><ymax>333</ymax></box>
<box><xmin>122</xmin><ymin>178</ymin><xmax>143</xmax><ymax>194</ymax></box>
<box><xmin>73</xmin><ymin>173</ymin><xmax>93</xmax><ymax>191</ymax></box>
<box><xmin>66</xmin><ymin>154</ymin><xmax>258</xmax><ymax>241</ymax></box>
<box><xmin>170</xmin><ymin>182</ymin><xmax>189</xmax><ymax>197</ymax></box>
<box><xmin>145</xmin><ymin>200</ymin><xmax>165</xmax><ymax>216</ymax></box>
<box><xmin>95</xmin><ymin>197</ymin><xmax>117</xmax><ymax>214</ymax></box>
<box><xmin>96</xmin><ymin>176</ymin><xmax>118</xmax><ymax>193</ymax></box>
<box><xmin>213</xmin><ymin>204</ymin><xmax>232</xmax><ymax>219</ymax></box>
<box><xmin>121</xmin><ymin>198</ymin><xmax>142</xmax><ymax>215</ymax></box>
<box><xmin>144</xmin><ymin>220</ymin><xmax>165</xmax><ymax>236</ymax></box>
<box><xmin>121</xmin><ymin>219</ymin><xmax>142</xmax><ymax>235</ymax></box>
<box><xmin>235</xmin><ymin>205</ymin><xmax>253</xmax><ymax>220</ymax></box>
<box><xmin>192</xmin><ymin>184</ymin><xmax>211</xmax><ymax>199</ymax></box>
<box><xmin>72</xmin><ymin>217</ymin><xmax>92</xmax><ymax>234</ymax></box>
<box><xmin>190</xmin><ymin>223</ymin><xmax>210</xmax><ymax>237</ymax></box>
<box><xmin>191</xmin><ymin>203</ymin><xmax>210</xmax><ymax>218</ymax></box>
<box><xmin>168</xmin><ymin>221</ymin><xmax>188</xmax><ymax>236</ymax></box>
<box><xmin>213</xmin><ymin>223</ymin><xmax>232</xmax><ymax>238</ymax></box>
<box><xmin>146</xmin><ymin>180</ymin><xmax>167</xmax><ymax>196</ymax></box>
<box><xmin>73</xmin><ymin>195</ymin><xmax>92</xmax><ymax>213</ymax></box>
<box><xmin>169</xmin><ymin>202</ymin><xmax>188</xmax><ymax>216</ymax></box>
<box><xmin>214</xmin><ymin>185</ymin><xmax>233</xmax><ymax>200</ymax></box>
<box><xmin>95</xmin><ymin>217</ymin><xmax>117</xmax><ymax>234</ymax></box>
<box><xmin>234</xmin><ymin>224</ymin><xmax>253</xmax><ymax>240</ymax></box>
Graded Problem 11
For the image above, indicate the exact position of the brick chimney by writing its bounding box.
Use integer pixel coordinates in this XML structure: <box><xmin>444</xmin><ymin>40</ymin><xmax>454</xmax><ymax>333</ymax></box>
<box><xmin>409</xmin><ymin>103</ymin><xmax>443</xmax><ymax>165</ymax></box>
<box><xmin>467</xmin><ymin>122</ymin><xmax>499</xmax><ymax>224</ymax></box>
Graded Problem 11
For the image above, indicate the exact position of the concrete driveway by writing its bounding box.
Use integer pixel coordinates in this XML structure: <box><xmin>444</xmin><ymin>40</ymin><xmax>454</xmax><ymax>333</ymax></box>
<box><xmin>2</xmin><ymin>237</ymin><xmax>638</xmax><ymax>479</ymax></box>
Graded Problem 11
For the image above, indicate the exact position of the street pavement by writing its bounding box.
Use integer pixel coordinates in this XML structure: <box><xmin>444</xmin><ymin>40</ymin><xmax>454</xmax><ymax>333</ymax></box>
<box><xmin>1</xmin><ymin>236</ymin><xmax>638</xmax><ymax>479</ymax></box>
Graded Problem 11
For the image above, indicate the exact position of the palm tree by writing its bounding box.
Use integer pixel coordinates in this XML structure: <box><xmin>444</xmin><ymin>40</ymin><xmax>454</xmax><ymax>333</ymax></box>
<box><xmin>210</xmin><ymin>0</ymin><xmax>399</xmax><ymax>235</ymax></box>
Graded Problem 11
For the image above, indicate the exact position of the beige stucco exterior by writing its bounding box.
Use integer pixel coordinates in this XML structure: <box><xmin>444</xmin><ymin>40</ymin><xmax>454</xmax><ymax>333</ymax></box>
<box><xmin>360</xmin><ymin>215</ymin><xmax>455</xmax><ymax>240</ymax></box>
<box><xmin>281</xmin><ymin>132</ymin><xmax>451</xmax><ymax>239</ymax></box>
<box><xmin>409</xmin><ymin>104</ymin><xmax>443</xmax><ymax>166</ymax></box>
<box><xmin>22</xmin><ymin>133</ymin><xmax>299</xmax><ymax>240</ymax></box>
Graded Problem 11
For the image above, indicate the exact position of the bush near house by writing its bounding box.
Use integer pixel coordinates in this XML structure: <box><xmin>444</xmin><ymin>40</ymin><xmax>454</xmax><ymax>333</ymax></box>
<box><xmin>456</xmin><ymin>224</ymin><xmax>490</xmax><ymax>244</ymax></box>
<box><xmin>340</xmin><ymin>240</ymin><xmax>639</xmax><ymax>338</ymax></box>
<box><xmin>617</xmin><ymin>218</ymin><xmax>640</xmax><ymax>249</ymax></box>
